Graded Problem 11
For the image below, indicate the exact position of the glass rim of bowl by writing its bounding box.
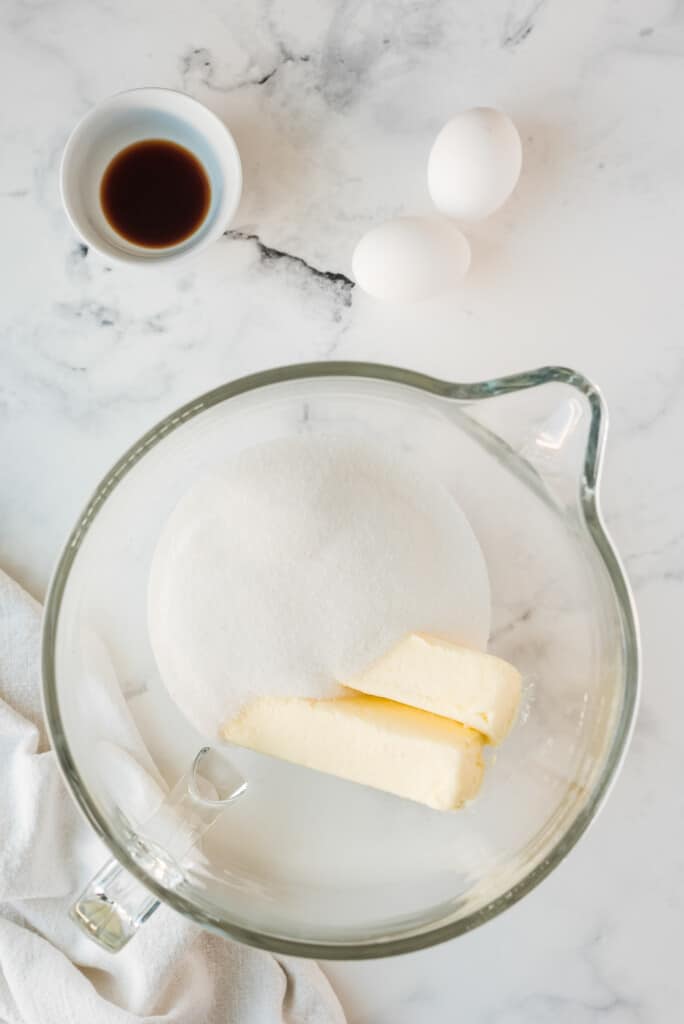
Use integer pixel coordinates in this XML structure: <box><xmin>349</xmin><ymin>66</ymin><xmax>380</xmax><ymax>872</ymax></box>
<box><xmin>41</xmin><ymin>361</ymin><xmax>640</xmax><ymax>959</ymax></box>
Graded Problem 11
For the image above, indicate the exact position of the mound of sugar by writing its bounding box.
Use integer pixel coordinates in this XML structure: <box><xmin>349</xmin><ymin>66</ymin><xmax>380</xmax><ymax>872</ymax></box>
<box><xmin>148</xmin><ymin>436</ymin><xmax>491</xmax><ymax>739</ymax></box>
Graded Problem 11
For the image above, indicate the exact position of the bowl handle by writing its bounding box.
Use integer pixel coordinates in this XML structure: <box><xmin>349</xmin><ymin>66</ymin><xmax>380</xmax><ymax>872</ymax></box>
<box><xmin>70</xmin><ymin>747</ymin><xmax>246</xmax><ymax>952</ymax></box>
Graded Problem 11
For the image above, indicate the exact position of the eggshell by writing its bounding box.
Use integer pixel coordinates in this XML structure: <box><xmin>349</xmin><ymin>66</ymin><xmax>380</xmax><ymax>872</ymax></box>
<box><xmin>428</xmin><ymin>107</ymin><xmax>522</xmax><ymax>220</ymax></box>
<box><xmin>351</xmin><ymin>216</ymin><xmax>471</xmax><ymax>302</ymax></box>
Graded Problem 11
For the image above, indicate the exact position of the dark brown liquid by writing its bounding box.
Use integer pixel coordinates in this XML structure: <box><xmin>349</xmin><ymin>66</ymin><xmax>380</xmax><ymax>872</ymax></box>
<box><xmin>100</xmin><ymin>139</ymin><xmax>211</xmax><ymax>248</ymax></box>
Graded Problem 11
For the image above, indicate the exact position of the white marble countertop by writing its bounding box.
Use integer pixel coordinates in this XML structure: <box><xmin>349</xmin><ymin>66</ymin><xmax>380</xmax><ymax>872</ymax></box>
<box><xmin>1</xmin><ymin>1</ymin><xmax>681</xmax><ymax>1020</ymax></box>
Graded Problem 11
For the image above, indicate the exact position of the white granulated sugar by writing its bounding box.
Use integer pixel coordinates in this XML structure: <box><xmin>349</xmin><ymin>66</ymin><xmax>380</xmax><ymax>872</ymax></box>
<box><xmin>148</xmin><ymin>435</ymin><xmax>491</xmax><ymax>739</ymax></box>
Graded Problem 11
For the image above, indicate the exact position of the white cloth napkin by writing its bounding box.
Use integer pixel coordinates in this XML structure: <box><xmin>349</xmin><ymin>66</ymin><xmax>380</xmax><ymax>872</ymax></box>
<box><xmin>0</xmin><ymin>569</ymin><xmax>346</xmax><ymax>1024</ymax></box>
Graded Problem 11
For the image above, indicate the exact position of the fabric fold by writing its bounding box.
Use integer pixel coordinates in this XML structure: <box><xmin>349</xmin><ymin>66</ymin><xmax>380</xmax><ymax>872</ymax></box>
<box><xmin>0</xmin><ymin>569</ymin><xmax>345</xmax><ymax>1024</ymax></box>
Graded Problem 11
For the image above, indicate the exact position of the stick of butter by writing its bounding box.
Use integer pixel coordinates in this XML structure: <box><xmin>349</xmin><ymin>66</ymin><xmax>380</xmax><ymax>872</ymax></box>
<box><xmin>343</xmin><ymin>633</ymin><xmax>521</xmax><ymax>744</ymax></box>
<box><xmin>222</xmin><ymin>695</ymin><xmax>484</xmax><ymax>811</ymax></box>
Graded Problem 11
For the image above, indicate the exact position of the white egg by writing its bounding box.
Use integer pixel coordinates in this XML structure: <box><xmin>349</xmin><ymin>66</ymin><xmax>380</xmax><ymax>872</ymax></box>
<box><xmin>351</xmin><ymin>216</ymin><xmax>471</xmax><ymax>302</ymax></box>
<box><xmin>428</xmin><ymin>107</ymin><xmax>522</xmax><ymax>221</ymax></box>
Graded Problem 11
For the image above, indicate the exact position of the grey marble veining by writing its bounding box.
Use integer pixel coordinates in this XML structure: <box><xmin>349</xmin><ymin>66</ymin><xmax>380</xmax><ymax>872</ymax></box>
<box><xmin>1</xmin><ymin>0</ymin><xmax>682</xmax><ymax>1020</ymax></box>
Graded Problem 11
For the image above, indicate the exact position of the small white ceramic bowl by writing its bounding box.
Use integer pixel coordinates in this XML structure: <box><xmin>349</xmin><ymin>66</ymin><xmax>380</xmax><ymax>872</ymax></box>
<box><xmin>60</xmin><ymin>87</ymin><xmax>242</xmax><ymax>265</ymax></box>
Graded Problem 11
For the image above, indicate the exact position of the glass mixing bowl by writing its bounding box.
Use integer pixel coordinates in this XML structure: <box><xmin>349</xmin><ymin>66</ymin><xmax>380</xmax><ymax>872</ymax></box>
<box><xmin>42</xmin><ymin>363</ymin><xmax>639</xmax><ymax>958</ymax></box>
